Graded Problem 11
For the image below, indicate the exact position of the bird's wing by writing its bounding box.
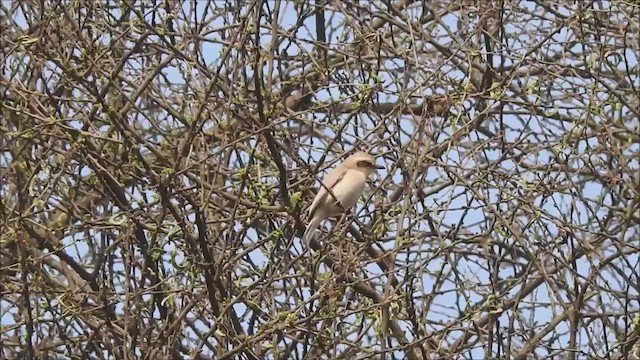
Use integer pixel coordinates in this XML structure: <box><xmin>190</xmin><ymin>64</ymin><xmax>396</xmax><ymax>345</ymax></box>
<box><xmin>307</xmin><ymin>165</ymin><xmax>347</xmax><ymax>217</ymax></box>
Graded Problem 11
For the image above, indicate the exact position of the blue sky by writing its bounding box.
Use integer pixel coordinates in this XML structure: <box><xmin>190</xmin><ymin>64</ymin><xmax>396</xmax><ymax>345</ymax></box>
<box><xmin>2</xmin><ymin>1</ymin><xmax>639</xmax><ymax>358</ymax></box>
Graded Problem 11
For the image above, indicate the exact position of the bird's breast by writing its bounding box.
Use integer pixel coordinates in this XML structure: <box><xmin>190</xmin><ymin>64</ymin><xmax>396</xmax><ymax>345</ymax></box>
<box><xmin>331</xmin><ymin>169</ymin><xmax>366</xmax><ymax>210</ymax></box>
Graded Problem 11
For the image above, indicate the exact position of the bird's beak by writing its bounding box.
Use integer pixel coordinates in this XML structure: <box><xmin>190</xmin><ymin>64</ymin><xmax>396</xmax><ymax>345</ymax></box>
<box><xmin>375</xmin><ymin>164</ymin><xmax>385</xmax><ymax>170</ymax></box>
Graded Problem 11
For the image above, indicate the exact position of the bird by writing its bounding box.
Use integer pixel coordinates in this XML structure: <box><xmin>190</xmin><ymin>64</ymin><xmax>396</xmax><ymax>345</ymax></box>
<box><xmin>302</xmin><ymin>151</ymin><xmax>385</xmax><ymax>245</ymax></box>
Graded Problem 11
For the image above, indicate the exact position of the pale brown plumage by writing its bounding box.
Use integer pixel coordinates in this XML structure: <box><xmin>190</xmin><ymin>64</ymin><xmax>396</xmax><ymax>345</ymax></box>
<box><xmin>303</xmin><ymin>151</ymin><xmax>384</xmax><ymax>244</ymax></box>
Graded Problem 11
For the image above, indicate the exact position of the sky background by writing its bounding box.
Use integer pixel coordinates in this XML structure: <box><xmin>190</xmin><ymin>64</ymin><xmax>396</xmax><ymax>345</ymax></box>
<box><xmin>2</xmin><ymin>1</ymin><xmax>639</xmax><ymax>358</ymax></box>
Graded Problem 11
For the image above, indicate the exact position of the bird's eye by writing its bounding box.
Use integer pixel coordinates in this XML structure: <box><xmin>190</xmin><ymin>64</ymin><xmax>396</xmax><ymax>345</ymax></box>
<box><xmin>357</xmin><ymin>160</ymin><xmax>374</xmax><ymax>168</ymax></box>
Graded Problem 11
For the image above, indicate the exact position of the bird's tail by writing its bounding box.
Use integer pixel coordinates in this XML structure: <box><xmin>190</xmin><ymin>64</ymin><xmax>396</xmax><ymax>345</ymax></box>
<box><xmin>302</xmin><ymin>215</ymin><xmax>322</xmax><ymax>248</ymax></box>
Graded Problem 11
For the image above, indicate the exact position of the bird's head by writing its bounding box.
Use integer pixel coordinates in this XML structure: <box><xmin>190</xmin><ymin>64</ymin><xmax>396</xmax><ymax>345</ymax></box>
<box><xmin>346</xmin><ymin>151</ymin><xmax>385</xmax><ymax>176</ymax></box>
